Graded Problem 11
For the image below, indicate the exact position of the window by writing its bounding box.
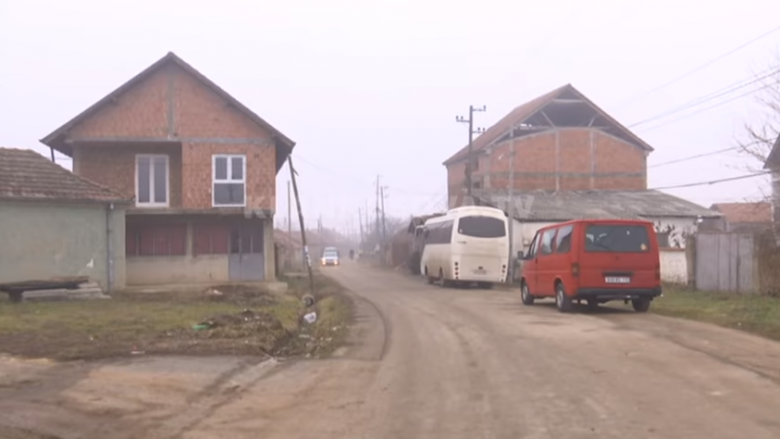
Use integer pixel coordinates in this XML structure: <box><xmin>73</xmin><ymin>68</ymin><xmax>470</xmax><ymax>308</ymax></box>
<box><xmin>555</xmin><ymin>225</ymin><xmax>574</xmax><ymax>253</ymax></box>
<box><xmin>540</xmin><ymin>229</ymin><xmax>556</xmax><ymax>255</ymax></box>
<box><xmin>656</xmin><ymin>232</ymin><xmax>670</xmax><ymax>248</ymax></box>
<box><xmin>527</xmin><ymin>233</ymin><xmax>540</xmax><ymax>258</ymax></box>
<box><xmin>213</xmin><ymin>155</ymin><xmax>246</xmax><ymax>206</ymax></box>
<box><xmin>126</xmin><ymin>224</ymin><xmax>186</xmax><ymax>257</ymax></box>
<box><xmin>136</xmin><ymin>155</ymin><xmax>169</xmax><ymax>206</ymax></box>
<box><xmin>193</xmin><ymin>224</ymin><xmax>230</xmax><ymax>256</ymax></box>
<box><xmin>457</xmin><ymin>216</ymin><xmax>506</xmax><ymax>238</ymax></box>
<box><xmin>585</xmin><ymin>224</ymin><xmax>650</xmax><ymax>253</ymax></box>
<box><xmin>423</xmin><ymin>220</ymin><xmax>454</xmax><ymax>245</ymax></box>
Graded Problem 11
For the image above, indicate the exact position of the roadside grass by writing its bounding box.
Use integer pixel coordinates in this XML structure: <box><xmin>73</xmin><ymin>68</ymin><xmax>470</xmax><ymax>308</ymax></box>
<box><xmin>0</xmin><ymin>274</ymin><xmax>352</xmax><ymax>361</ymax></box>
<box><xmin>653</xmin><ymin>284</ymin><xmax>780</xmax><ymax>342</ymax></box>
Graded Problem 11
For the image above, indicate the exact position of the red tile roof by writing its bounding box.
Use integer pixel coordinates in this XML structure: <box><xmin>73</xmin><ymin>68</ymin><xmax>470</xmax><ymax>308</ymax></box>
<box><xmin>0</xmin><ymin>148</ymin><xmax>129</xmax><ymax>203</ymax></box>
<box><xmin>442</xmin><ymin>84</ymin><xmax>653</xmax><ymax>166</ymax></box>
<box><xmin>710</xmin><ymin>202</ymin><xmax>772</xmax><ymax>224</ymax></box>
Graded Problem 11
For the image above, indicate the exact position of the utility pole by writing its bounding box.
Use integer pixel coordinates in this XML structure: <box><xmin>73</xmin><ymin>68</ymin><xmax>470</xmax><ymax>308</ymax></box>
<box><xmin>287</xmin><ymin>181</ymin><xmax>292</xmax><ymax>234</ymax></box>
<box><xmin>358</xmin><ymin>208</ymin><xmax>364</xmax><ymax>248</ymax></box>
<box><xmin>507</xmin><ymin>125</ymin><xmax>516</xmax><ymax>283</ymax></box>
<box><xmin>375</xmin><ymin>176</ymin><xmax>381</xmax><ymax>242</ymax></box>
<box><xmin>287</xmin><ymin>156</ymin><xmax>314</xmax><ymax>295</ymax></box>
<box><xmin>456</xmin><ymin>105</ymin><xmax>487</xmax><ymax>197</ymax></box>
<box><xmin>380</xmin><ymin>186</ymin><xmax>387</xmax><ymax>242</ymax></box>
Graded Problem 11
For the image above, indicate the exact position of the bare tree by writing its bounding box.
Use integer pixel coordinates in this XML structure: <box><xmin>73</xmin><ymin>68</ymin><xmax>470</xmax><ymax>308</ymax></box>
<box><xmin>737</xmin><ymin>59</ymin><xmax>780</xmax><ymax>167</ymax></box>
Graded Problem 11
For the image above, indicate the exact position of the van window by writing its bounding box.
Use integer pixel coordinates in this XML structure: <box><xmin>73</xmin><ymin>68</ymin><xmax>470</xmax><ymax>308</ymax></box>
<box><xmin>540</xmin><ymin>229</ymin><xmax>556</xmax><ymax>255</ymax></box>
<box><xmin>585</xmin><ymin>224</ymin><xmax>650</xmax><ymax>253</ymax></box>
<box><xmin>527</xmin><ymin>233</ymin><xmax>539</xmax><ymax>258</ymax></box>
<box><xmin>457</xmin><ymin>216</ymin><xmax>506</xmax><ymax>238</ymax></box>
<box><xmin>555</xmin><ymin>225</ymin><xmax>574</xmax><ymax>253</ymax></box>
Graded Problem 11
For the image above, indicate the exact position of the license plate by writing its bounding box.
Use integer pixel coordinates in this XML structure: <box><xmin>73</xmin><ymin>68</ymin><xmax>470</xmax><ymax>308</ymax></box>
<box><xmin>605</xmin><ymin>276</ymin><xmax>630</xmax><ymax>284</ymax></box>
<box><xmin>473</xmin><ymin>268</ymin><xmax>487</xmax><ymax>275</ymax></box>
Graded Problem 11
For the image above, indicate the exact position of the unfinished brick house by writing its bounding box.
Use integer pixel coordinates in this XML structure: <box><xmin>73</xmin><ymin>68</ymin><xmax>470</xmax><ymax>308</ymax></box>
<box><xmin>442</xmin><ymin>84</ymin><xmax>718</xmax><ymax>283</ymax></box>
<box><xmin>41</xmin><ymin>52</ymin><xmax>295</xmax><ymax>286</ymax></box>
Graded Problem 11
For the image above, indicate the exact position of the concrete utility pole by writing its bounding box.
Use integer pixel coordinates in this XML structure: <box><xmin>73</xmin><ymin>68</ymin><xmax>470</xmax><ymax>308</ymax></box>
<box><xmin>287</xmin><ymin>156</ymin><xmax>314</xmax><ymax>295</ymax></box>
<box><xmin>375</xmin><ymin>176</ymin><xmax>381</xmax><ymax>241</ymax></box>
<box><xmin>456</xmin><ymin>105</ymin><xmax>487</xmax><ymax>197</ymax></box>
<box><xmin>507</xmin><ymin>125</ymin><xmax>516</xmax><ymax>283</ymax></box>
<box><xmin>380</xmin><ymin>186</ymin><xmax>387</xmax><ymax>242</ymax></box>
<box><xmin>358</xmin><ymin>208</ymin><xmax>364</xmax><ymax>248</ymax></box>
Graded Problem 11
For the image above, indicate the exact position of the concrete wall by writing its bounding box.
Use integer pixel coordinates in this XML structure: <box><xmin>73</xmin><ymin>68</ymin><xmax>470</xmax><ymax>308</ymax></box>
<box><xmin>127</xmin><ymin>254</ymin><xmax>229</xmax><ymax>285</ymax></box>
<box><xmin>125</xmin><ymin>215</ymin><xmax>275</xmax><ymax>286</ymax></box>
<box><xmin>0</xmin><ymin>201</ymin><xmax>125</xmax><ymax>291</ymax></box>
<box><xmin>660</xmin><ymin>249</ymin><xmax>687</xmax><ymax>284</ymax></box>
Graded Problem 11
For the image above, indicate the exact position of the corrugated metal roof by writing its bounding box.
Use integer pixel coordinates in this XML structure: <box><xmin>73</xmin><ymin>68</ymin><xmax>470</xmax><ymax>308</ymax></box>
<box><xmin>481</xmin><ymin>190</ymin><xmax>720</xmax><ymax>221</ymax></box>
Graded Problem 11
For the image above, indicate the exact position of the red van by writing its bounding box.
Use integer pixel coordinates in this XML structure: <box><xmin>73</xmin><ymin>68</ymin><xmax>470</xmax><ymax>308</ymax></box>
<box><xmin>518</xmin><ymin>219</ymin><xmax>661</xmax><ymax>313</ymax></box>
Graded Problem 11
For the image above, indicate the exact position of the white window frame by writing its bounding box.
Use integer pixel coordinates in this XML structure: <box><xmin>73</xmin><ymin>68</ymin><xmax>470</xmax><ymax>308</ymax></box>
<box><xmin>212</xmin><ymin>154</ymin><xmax>247</xmax><ymax>207</ymax></box>
<box><xmin>135</xmin><ymin>154</ymin><xmax>170</xmax><ymax>208</ymax></box>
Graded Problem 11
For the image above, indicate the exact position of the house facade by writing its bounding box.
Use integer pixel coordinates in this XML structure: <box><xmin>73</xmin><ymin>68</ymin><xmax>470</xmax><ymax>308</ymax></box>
<box><xmin>0</xmin><ymin>148</ymin><xmax>130</xmax><ymax>290</ymax></box>
<box><xmin>442</xmin><ymin>84</ymin><xmax>719</xmax><ymax>283</ymax></box>
<box><xmin>40</xmin><ymin>52</ymin><xmax>295</xmax><ymax>286</ymax></box>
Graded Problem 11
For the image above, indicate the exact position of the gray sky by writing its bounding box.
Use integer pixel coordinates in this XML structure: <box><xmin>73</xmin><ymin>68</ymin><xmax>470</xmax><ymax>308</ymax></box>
<box><xmin>2</xmin><ymin>0</ymin><xmax>780</xmax><ymax>233</ymax></box>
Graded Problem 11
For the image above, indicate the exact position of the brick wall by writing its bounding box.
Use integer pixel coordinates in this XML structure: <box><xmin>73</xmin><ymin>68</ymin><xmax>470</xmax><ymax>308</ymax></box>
<box><xmin>447</xmin><ymin>128</ymin><xmax>647</xmax><ymax>197</ymax></box>
<box><xmin>68</xmin><ymin>63</ymin><xmax>277</xmax><ymax>210</ymax></box>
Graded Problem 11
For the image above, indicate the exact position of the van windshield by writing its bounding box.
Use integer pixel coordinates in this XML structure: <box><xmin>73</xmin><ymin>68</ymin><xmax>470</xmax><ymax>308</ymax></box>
<box><xmin>584</xmin><ymin>224</ymin><xmax>650</xmax><ymax>253</ymax></box>
<box><xmin>457</xmin><ymin>216</ymin><xmax>506</xmax><ymax>238</ymax></box>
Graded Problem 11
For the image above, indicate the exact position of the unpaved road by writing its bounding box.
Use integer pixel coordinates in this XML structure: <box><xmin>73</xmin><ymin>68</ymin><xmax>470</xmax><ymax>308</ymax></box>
<box><xmin>2</xmin><ymin>263</ymin><xmax>780</xmax><ymax>438</ymax></box>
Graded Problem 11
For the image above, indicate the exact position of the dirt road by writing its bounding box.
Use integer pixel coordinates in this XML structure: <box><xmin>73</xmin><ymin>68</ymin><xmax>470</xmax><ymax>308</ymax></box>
<box><xmin>2</xmin><ymin>263</ymin><xmax>780</xmax><ymax>438</ymax></box>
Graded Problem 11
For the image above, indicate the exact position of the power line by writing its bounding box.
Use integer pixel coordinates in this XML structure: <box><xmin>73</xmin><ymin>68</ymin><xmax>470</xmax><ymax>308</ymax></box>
<box><xmin>615</xmin><ymin>24</ymin><xmax>780</xmax><ymax>108</ymax></box>
<box><xmin>650</xmin><ymin>171</ymin><xmax>771</xmax><ymax>191</ymax></box>
<box><xmin>292</xmin><ymin>154</ymin><xmax>439</xmax><ymax>197</ymax></box>
<box><xmin>629</xmin><ymin>66</ymin><xmax>780</xmax><ymax>128</ymax></box>
<box><xmin>639</xmin><ymin>83</ymin><xmax>772</xmax><ymax>132</ymax></box>
<box><xmin>648</xmin><ymin>147</ymin><xmax>739</xmax><ymax>168</ymax></box>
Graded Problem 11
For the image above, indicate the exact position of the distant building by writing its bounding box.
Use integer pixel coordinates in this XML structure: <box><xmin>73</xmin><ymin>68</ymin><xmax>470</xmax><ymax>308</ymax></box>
<box><xmin>701</xmin><ymin>203</ymin><xmax>772</xmax><ymax>233</ymax></box>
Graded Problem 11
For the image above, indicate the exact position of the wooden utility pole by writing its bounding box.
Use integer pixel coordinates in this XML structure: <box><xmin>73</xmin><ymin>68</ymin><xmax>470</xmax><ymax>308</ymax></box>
<box><xmin>287</xmin><ymin>156</ymin><xmax>314</xmax><ymax>295</ymax></box>
<box><xmin>456</xmin><ymin>105</ymin><xmax>487</xmax><ymax>197</ymax></box>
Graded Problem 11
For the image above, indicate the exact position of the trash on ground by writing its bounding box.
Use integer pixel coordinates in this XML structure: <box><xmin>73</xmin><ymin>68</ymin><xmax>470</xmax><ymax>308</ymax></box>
<box><xmin>303</xmin><ymin>312</ymin><xmax>318</xmax><ymax>324</ymax></box>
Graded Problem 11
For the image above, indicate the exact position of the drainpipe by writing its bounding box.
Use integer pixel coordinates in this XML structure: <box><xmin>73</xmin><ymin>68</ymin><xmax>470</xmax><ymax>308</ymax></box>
<box><xmin>106</xmin><ymin>203</ymin><xmax>115</xmax><ymax>292</ymax></box>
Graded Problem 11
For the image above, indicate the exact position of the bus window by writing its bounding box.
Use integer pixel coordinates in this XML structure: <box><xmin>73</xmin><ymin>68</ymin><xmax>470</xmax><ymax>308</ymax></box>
<box><xmin>457</xmin><ymin>216</ymin><xmax>506</xmax><ymax>238</ymax></box>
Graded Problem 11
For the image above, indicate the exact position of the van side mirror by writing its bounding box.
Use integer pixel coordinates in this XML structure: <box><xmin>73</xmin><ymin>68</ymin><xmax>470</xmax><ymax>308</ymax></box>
<box><xmin>517</xmin><ymin>251</ymin><xmax>524</xmax><ymax>260</ymax></box>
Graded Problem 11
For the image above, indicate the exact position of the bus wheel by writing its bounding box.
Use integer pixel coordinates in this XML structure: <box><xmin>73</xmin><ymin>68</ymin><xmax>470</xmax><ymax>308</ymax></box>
<box><xmin>438</xmin><ymin>269</ymin><xmax>449</xmax><ymax>288</ymax></box>
<box><xmin>425</xmin><ymin>267</ymin><xmax>435</xmax><ymax>285</ymax></box>
<box><xmin>555</xmin><ymin>282</ymin><xmax>573</xmax><ymax>313</ymax></box>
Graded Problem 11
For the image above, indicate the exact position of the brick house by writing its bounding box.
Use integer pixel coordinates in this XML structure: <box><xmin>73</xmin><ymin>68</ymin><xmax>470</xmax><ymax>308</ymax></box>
<box><xmin>442</xmin><ymin>84</ymin><xmax>718</xmax><ymax>283</ymax></box>
<box><xmin>40</xmin><ymin>52</ymin><xmax>295</xmax><ymax>286</ymax></box>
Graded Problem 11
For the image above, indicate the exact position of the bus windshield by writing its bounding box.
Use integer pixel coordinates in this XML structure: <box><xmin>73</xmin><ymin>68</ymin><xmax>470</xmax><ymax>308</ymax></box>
<box><xmin>457</xmin><ymin>216</ymin><xmax>506</xmax><ymax>238</ymax></box>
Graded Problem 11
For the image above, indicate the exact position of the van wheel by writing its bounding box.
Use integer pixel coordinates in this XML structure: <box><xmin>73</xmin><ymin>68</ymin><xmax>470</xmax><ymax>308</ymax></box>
<box><xmin>555</xmin><ymin>282</ymin><xmax>573</xmax><ymax>313</ymax></box>
<box><xmin>632</xmin><ymin>298</ymin><xmax>651</xmax><ymax>313</ymax></box>
<box><xmin>521</xmin><ymin>282</ymin><xmax>534</xmax><ymax>305</ymax></box>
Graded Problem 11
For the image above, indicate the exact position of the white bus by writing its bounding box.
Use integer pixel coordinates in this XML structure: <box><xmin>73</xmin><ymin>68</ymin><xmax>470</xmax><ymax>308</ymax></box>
<box><xmin>419</xmin><ymin>205</ymin><xmax>509</xmax><ymax>287</ymax></box>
